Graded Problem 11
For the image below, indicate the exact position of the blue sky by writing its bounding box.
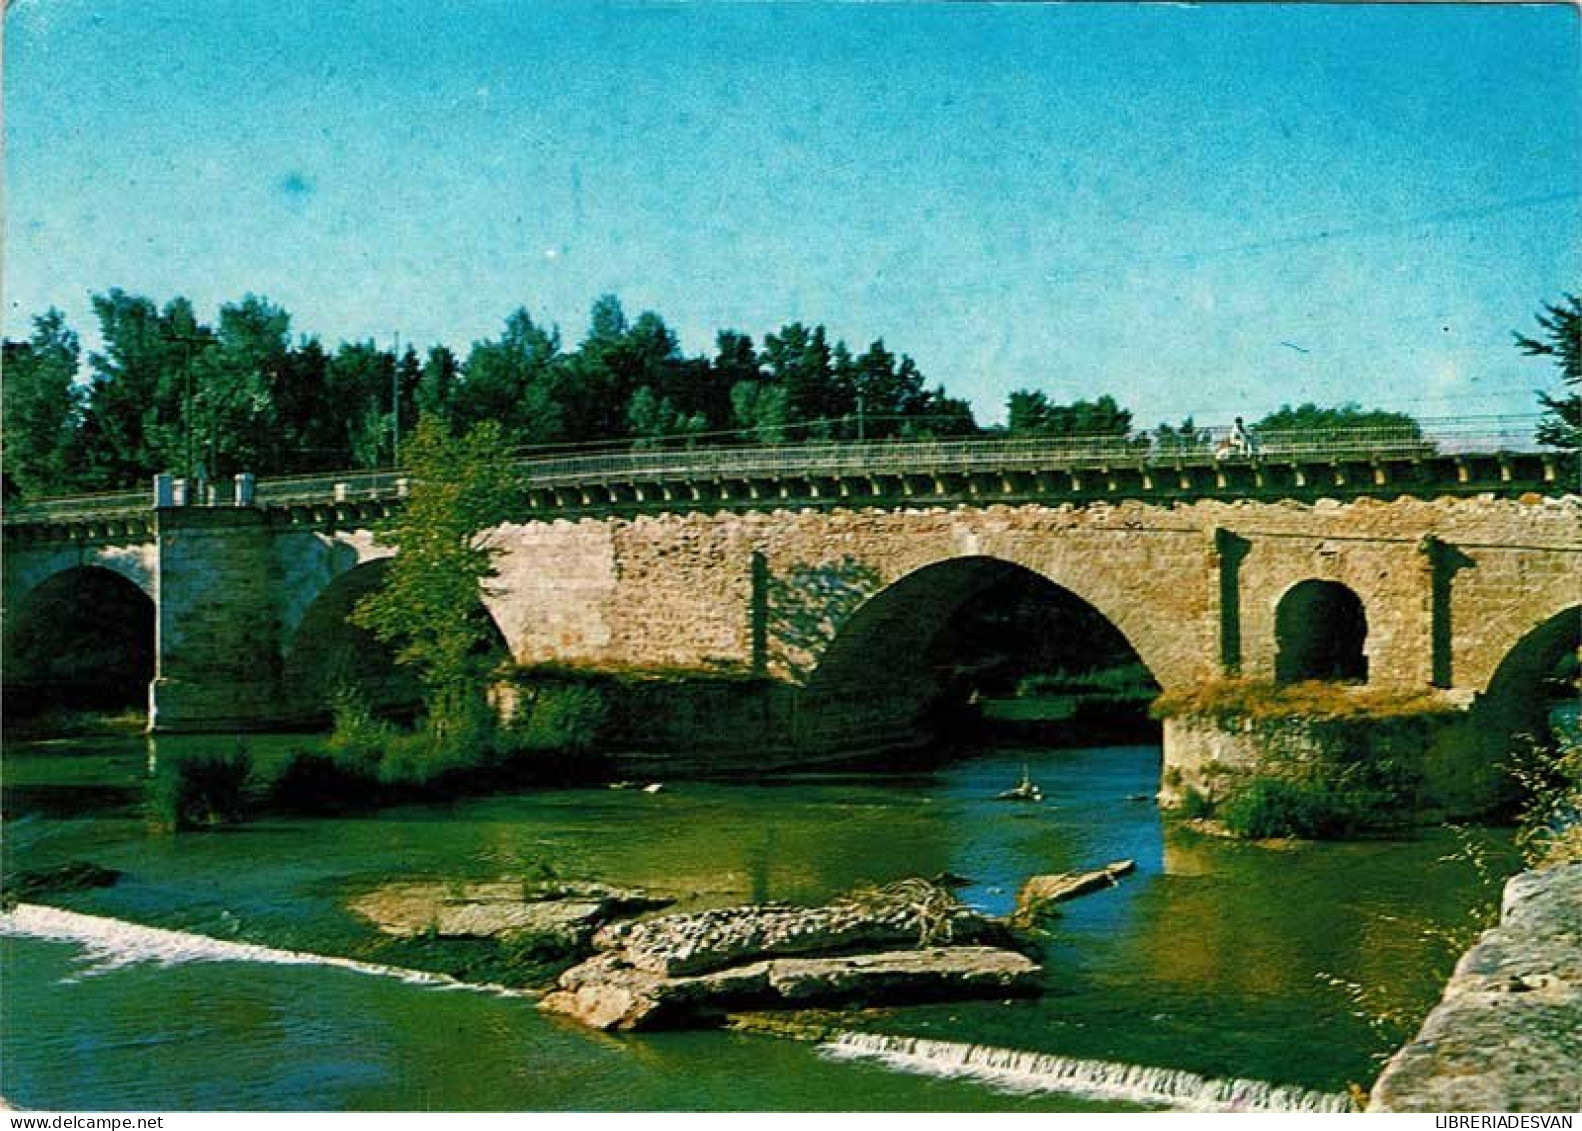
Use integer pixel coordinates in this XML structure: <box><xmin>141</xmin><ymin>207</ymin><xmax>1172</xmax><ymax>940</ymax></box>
<box><xmin>5</xmin><ymin>1</ymin><xmax>1579</xmax><ymax>426</ymax></box>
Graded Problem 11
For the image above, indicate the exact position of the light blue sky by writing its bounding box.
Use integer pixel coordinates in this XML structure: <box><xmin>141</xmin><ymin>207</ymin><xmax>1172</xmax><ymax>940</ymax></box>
<box><xmin>5</xmin><ymin>1</ymin><xmax>1579</xmax><ymax>426</ymax></box>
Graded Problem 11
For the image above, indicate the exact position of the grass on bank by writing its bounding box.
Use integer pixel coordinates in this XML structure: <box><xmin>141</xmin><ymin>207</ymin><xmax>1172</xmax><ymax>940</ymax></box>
<box><xmin>1152</xmin><ymin>679</ymin><xmax>1460</xmax><ymax>724</ymax></box>
<box><xmin>144</xmin><ymin>683</ymin><xmax>615</xmax><ymax>830</ymax></box>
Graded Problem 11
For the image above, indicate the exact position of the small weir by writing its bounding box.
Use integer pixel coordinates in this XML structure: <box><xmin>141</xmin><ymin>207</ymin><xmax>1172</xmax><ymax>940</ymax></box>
<box><xmin>0</xmin><ymin>904</ymin><xmax>534</xmax><ymax>998</ymax></box>
<box><xmin>821</xmin><ymin>1031</ymin><xmax>1354</xmax><ymax>1113</ymax></box>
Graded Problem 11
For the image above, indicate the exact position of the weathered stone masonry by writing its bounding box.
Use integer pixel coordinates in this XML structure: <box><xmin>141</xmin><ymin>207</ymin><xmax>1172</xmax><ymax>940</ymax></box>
<box><xmin>4</xmin><ymin>489</ymin><xmax>1578</xmax><ymax>795</ymax></box>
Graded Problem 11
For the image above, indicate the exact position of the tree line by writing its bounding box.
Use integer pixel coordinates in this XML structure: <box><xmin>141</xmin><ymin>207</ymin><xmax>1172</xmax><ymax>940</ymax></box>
<box><xmin>1</xmin><ymin>292</ymin><xmax>985</xmax><ymax>498</ymax></box>
<box><xmin>7</xmin><ymin>288</ymin><xmax>1572</xmax><ymax>500</ymax></box>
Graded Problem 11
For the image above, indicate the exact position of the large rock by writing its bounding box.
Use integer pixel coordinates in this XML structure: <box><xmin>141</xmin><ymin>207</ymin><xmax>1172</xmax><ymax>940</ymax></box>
<box><xmin>542</xmin><ymin>885</ymin><xmax>1039</xmax><ymax>1029</ymax></box>
<box><xmin>348</xmin><ymin>879</ymin><xmax>670</xmax><ymax>949</ymax></box>
<box><xmin>593</xmin><ymin>895</ymin><xmax>1005</xmax><ymax>977</ymax></box>
<box><xmin>541</xmin><ymin>946</ymin><xmax>1040</xmax><ymax>1030</ymax></box>
<box><xmin>1369</xmin><ymin>861</ymin><xmax>1582</xmax><ymax>1113</ymax></box>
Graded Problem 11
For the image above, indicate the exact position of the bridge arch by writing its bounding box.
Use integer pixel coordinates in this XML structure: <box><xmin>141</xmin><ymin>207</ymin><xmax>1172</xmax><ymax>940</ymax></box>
<box><xmin>791</xmin><ymin>555</ymin><xmax>1160</xmax><ymax>752</ymax></box>
<box><xmin>280</xmin><ymin>558</ymin><xmax>510</xmax><ymax>721</ymax></box>
<box><xmin>1274</xmin><ymin>579</ymin><xmax>1369</xmax><ymax>684</ymax></box>
<box><xmin>3</xmin><ymin>565</ymin><xmax>156</xmax><ymax>714</ymax></box>
<box><xmin>1476</xmin><ymin>605</ymin><xmax>1580</xmax><ymax>745</ymax></box>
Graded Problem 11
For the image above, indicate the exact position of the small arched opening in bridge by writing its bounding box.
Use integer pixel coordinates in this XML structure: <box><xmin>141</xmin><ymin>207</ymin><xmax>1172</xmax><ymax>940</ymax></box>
<box><xmin>3</xmin><ymin>566</ymin><xmax>155</xmax><ymax>717</ymax></box>
<box><xmin>1274</xmin><ymin>580</ymin><xmax>1368</xmax><ymax>684</ymax></box>
<box><xmin>281</xmin><ymin>559</ymin><xmax>510</xmax><ymax>722</ymax></box>
<box><xmin>795</xmin><ymin>556</ymin><xmax>1159</xmax><ymax>754</ymax></box>
<box><xmin>1478</xmin><ymin>606</ymin><xmax>1581</xmax><ymax>757</ymax></box>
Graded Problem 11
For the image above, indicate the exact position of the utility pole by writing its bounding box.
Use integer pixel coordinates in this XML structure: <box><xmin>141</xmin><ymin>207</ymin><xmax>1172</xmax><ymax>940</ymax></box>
<box><xmin>856</xmin><ymin>394</ymin><xmax>866</xmax><ymax>442</ymax></box>
<box><xmin>392</xmin><ymin>331</ymin><xmax>401</xmax><ymax>469</ymax></box>
<box><xmin>164</xmin><ymin>332</ymin><xmax>209</xmax><ymax>480</ymax></box>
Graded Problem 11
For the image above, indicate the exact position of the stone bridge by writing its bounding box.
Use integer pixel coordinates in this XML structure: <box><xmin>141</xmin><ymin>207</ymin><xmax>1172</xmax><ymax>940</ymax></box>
<box><xmin>4</xmin><ymin>426</ymin><xmax>1577</xmax><ymax>809</ymax></box>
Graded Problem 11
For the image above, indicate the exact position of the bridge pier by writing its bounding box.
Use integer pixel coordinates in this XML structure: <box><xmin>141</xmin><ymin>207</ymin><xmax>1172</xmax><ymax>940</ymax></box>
<box><xmin>149</xmin><ymin>505</ymin><xmax>282</xmax><ymax>732</ymax></box>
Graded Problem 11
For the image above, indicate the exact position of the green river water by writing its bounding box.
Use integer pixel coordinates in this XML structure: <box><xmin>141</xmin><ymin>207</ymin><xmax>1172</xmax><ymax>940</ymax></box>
<box><xmin>0</xmin><ymin>736</ymin><xmax>1515</xmax><ymax>1111</ymax></box>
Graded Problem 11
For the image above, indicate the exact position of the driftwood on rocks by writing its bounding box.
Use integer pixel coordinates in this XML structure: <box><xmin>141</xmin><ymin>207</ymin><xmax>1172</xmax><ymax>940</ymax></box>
<box><xmin>542</xmin><ymin>882</ymin><xmax>1041</xmax><ymax>1030</ymax></box>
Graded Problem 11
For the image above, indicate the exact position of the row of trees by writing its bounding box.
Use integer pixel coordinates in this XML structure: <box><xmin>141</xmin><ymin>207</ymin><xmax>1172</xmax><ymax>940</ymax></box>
<box><xmin>5</xmin><ymin>291</ymin><xmax>1575</xmax><ymax>499</ymax></box>
<box><xmin>0</xmin><ymin>293</ymin><xmax>981</xmax><ymax>498</ymax></box>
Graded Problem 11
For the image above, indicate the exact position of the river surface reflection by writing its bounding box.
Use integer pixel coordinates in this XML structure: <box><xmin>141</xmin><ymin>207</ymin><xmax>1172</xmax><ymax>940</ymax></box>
<box><xmin>1</xmin><ymin>737</ymin><xmax>1511</xmax><ymax>1110</ymax></box>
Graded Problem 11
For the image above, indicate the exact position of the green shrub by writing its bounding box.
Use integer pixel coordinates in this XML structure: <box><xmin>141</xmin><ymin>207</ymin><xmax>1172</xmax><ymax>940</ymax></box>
<box><xmin>1509</xmin><ymin>723</ymin><xmax>1582</xmax><ymax>868</ymax></box>
<box><xmin>1175</xmin><ymin>787</ymin><xmax>1214</xmax><ymax>820</ymax></box>
<box><xmin>506</xmin><ymin>683</ymin><xmax>609</xmax><ymax>754</ymax></box>
<box><xmin>147</xmin><ymin>744</ymin><xmax>254</xmax><ymax>832</ymax></box>
<box><xmin>1217</xmin><ymin>777</ymin><xmax>1367</xmax><ymax>839</ymax></box>
<box><xmin>323</xmin><ymin>687</ymin><xmax>395</xmax><ymax>765</ymax></box>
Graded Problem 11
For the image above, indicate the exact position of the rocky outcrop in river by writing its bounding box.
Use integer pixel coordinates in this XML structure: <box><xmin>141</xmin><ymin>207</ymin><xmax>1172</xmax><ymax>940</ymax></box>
<box><xmin>1369</xmin><ymin>860</ymin><xmax>1582</xmax><ymax>1113</ymax></box>
<box><xmin>542</xmin><ymin>884</ymin><xmax>1040</xmax><ymax>1029</ymax></box>
<box><xmin>349</xmin><ymin>879</ymin><xmax>671</xmax><ymax>952</ymax></box>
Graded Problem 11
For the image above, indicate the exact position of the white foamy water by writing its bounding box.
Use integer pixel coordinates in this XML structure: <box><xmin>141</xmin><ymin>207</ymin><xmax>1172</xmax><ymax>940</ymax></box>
<box><xmin>821</xmin><ymin>1031</ymin><xmax>1353</xmax><ymax>1113</ymax></box>
<box><xmin>0</xmin><ymin>903</ymin><xmax>535</xmax><ymax>997</ymax></box>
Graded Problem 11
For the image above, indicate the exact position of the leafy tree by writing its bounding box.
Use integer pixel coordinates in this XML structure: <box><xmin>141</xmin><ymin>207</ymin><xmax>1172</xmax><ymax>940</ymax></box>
<box><xmin>849</xmin><ymin>339</ymin><xmax>928</xmax><ymax>438</ymax></box>
<box><xmin>394</xmin><ymin>345</ymin><xmax>422</xmax><ymax>456</ymax></box>
<box><xmin>762</xmin><ymin>322</ymin><xmax>847</xmax><ymax>437</ymax></box>
<box><xmin>352</xmin><ymin>417</ymin><xmax>518</xmax><ymax>730</ymax></box>
<box><xmin>2</xmin><ymin>310</ymin><xmax>84</xmax><ymax>496</ymax></box>
<box><xmin>1153</xmin><ymin>416</ymin><xmax>1211</xmax><ymax>456</ymax></box>
<box><xmin>730</xmin><ymin>379</ymin><xmax>791</xmax><ymax>444</ymax></box>
<box><xmin>562</xmin><ymin>300</ymin><xmax>681</xmax><ymax>442</ymax></box>
<box><xmin>1516</xmin><ymin>295</ymin><xmax>1581</xmax><ymax>452</ymax></box>
<box><xmin>317</xmin><ymin>341</ymin><xmax>391</xmax><ymax>469</ymax></box>
<box><xmin>85</xmin><ymin>290</ymin><xmax>211</xmax><ymax>484</ymax></box>
<box><xmin>270</xmin><ymin>336</ymin><xmax>334</xmax><ymax>472</ymax></box>
<box><xmin>455</xmin><ymin>308</ymin><xmax>564</xmax><ymax>445</ymax></box>
<box><xmin>626</xmin><ymin>385</ymin><xmax>707</xmax><ymax>448</ymax></box>
<box><xmin>1006</xmin><ymin>391</ymin><xmax>1133</xmax><ymax>438</ymax></box>
<box><xmin>1254</xmin><ymin>402</ymin><xmax>1420</xmax><ymax>439</ymax></box>
<box><xmin>907</xmin><ymin>386</ymin><xmax>980</xmax><ymax>438</ymax></box>
<box><xmin>188</xmin><ymin>295</ymin><xmax>291</xmax><ymax>477</ymax></box>
<box><xmin>415</xmin><ymin>345</ymin><xmax>461</xmax><ymax>423</ymax></box>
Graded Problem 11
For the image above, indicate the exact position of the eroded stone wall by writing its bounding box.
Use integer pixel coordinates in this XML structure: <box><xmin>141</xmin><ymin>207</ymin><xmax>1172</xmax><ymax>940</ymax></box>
<box><xmin>482</xmin><ymin>494</ymin><xmax>1579</xmax><ymax>699</ymax></box>
<box><xmin>150</xmin><ymin>507</ymin><xmax>281</xmax><ymax>731</ymax></box>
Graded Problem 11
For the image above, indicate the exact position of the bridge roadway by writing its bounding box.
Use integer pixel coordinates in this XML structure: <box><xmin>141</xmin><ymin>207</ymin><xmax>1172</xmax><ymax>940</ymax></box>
<box><xmin>0</xmin><ymin>414</ymin><xmax>1567</xmax><ymax>533</ymax></box>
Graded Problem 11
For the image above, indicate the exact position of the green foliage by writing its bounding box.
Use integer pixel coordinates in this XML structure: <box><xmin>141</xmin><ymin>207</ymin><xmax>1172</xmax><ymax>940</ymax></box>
<box><xmin>322</xmin><ymin>687</ymin><xmax>396</xmax><ymax>765</ymax></box>
<box><xmin>146</xmin><ymin>744</ymin><xmax>254</xmax><ymax>832</ymax></box>
<box><xmin>1152</xmin><ymin>416</ymin><xmax>1211</xmax><ymax>457</ymax></box>
<box><xmin>351</xmin><ymin>417</ymin><xmax>516</xmax><ymax>728</ymax></box>
<box><xmin>1516</xmin><ymin>294</ymin><xmax>1581</xmax><ymax>452</ymax></box>
<box><xmin>1216</xmin><ymin>777</ymin><xmax>1373</xmax><ymax>839</ymax></box>
<box><xmin>1253</xmin><ymin>402</ymin><xmax>1421</xmax><ymax>440</ymax></box>
<box><xmin>1508</xmin><ymin>722</ymin><xmax>1582</xmax><ymax>867</ymax></box>
<box><xmin>503</xmin><ymin>683</ymin><xmax>610</xmax><ymax>754</ymax></box>
<box><xmin>1015</xmin><ymin>662</ymin><xmax>1156</xmax><ymax>699</ymax></box>
<box><xmin>2</xmin><ymin>310</ymin><xmax>84</xmax><ymax>497</ymax></box>
<box><xmin>5</xmin><ymin>291</ymin><xmax>982</xmax><ymax>497</ymax></box>
<box><xmin>1005</xmin><ymin>391</ymin><xmax>1133</xmax><ymax>439</ymax></box>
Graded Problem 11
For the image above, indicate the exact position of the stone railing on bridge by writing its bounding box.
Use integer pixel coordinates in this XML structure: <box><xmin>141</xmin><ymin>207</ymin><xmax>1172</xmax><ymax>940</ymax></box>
<box><xmin>2</xmin><ymin>414</ymin><xmax>1568</xmax><ymax>533</ymax></box>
